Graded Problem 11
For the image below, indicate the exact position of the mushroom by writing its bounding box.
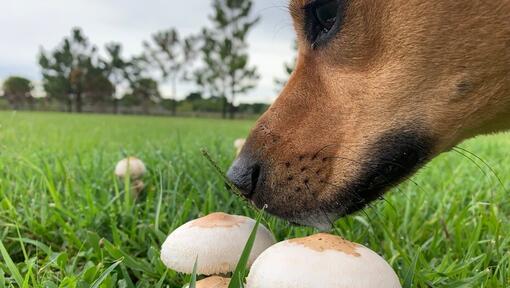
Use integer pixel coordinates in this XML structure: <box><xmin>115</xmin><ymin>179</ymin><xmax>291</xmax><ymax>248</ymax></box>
<box><xmin>160</xmin><ymin>212</ymin><xmax>276</xmax><ymax>275</ymax></box>
<box><xmin>246</xmin><ymin>233</ymin><xmax>402</xmax><ymax>288</ymax></box>
<box><xmin>114</xmin><ymin>157</ymin><xmax>146</xmax><ymax>179</ymax></box>
<box><xmin>233</xmin><ymin>138</ymin><xmax>246</xmax><ymax>156</ymax></box>
<box><xmin>130</xmin><ymin>179</ymin><xmax>145</xmax><ymax>198</ymax></box>
<box><xmin>185</xmin><ymin>276</ymin><xmax>230</xmax><ymax>288</ymax></box>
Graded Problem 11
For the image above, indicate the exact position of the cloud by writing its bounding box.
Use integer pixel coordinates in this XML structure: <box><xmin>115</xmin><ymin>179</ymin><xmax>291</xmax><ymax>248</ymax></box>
<box><xmin>0</xmin><ymin>0</ymin><xmax>296</xmax><ymax>103</ymax></box>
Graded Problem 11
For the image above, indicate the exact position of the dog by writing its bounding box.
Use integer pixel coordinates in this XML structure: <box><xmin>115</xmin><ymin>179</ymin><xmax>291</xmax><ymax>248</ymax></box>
<box><xmin>227</xmin><ymin>0</ymin><xmax>510</xmax><ymax>229</ymax></box>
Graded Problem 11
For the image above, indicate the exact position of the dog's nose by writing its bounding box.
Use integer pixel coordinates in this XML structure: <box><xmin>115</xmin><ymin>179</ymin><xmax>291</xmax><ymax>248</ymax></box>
<box><xmin>226</xmin><ymin>155</ymin><xmax>262</xmax><ymax>199</ymax></box>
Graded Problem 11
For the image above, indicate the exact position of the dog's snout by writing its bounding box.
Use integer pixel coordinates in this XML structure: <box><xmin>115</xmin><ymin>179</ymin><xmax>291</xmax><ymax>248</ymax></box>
<box><xmin>226</xmin><ymin>155</ymin><xmax>262</xmax><ymax>199</ymax></box>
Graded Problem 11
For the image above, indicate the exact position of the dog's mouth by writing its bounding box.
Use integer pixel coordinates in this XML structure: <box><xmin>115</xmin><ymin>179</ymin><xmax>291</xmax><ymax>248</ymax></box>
<box><xmin>230</xmin><ymin>130</ymin><xmax>434</xmax><ymax>230</ymax></box>
<box><xmin>335</xmin><ymin>131</ymin><xmax>433</xmax><ymax>217</ymax></box>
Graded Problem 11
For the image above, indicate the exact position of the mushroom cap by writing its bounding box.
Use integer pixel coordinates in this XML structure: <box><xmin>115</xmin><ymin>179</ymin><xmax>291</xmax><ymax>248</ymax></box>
<box><xmin>246</xmin><ymin>233</ymin><xmax>401</xmax><ymax>288</ymax></box>
<box><xmin>114</xmin><ymin>157</ymin><xmax>146</xmax><ymax>179</ymax></box>
<box><xmin>186</xmin><ymin>276</ymin><xmax>230</xmax><ymax>288</ymax></box>
<box><xmin>233</xmin><ymin>138</ymin><xmax>246</xmax><ymax>149</ymax></box>
<box><xmin>233</xmin><ymin>138</ymin><xmax>246</xmax><ymax>156</ymax></box>
<box><xmin>161</xmin><ymin>212</ymin><xmax>276</xmax><ymax>275</ymax></box>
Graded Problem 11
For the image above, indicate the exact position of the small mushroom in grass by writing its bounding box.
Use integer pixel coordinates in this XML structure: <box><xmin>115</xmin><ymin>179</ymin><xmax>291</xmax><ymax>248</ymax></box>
<box><xmin>246</xmin><ymin>233</ymin><xmax>402</xmax><ymax>288</ymax></box>
<box><xmin>114</xmin><ymin>157</ymin><xmax>146</xmax><ymax>179</ymax></box>
<box><xmin>233</xmin><ymin>138</ymin><xmax>246</xmax><ymax>156</ymax></box>
<box><xmin>160</xmin><ymin>212</ymin><xmax>276</xmax><ymax>275</ymax></box>
<box><xmin>185</xmin><ymin>276</ymin><xmax>230</xmax><ymax>288</ymax></box>
<box><xmin>131</xmin><ymin>179</ymin><xmax>145</xmax><ymax>198</ymax></box>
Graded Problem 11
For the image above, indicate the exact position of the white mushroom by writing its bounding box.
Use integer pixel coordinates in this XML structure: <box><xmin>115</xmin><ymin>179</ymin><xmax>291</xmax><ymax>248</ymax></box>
<box><xmin>246</xmin><ymin>233</ymin><xmax>402</xmax><ymax>288</ymax></box>
<box><xmin>160</xmin><ymin>212</ymin><xmax>276</xmax><ymax>275</ymax></box>
<box><xmin>233</xmin><ymin>138</ymin><xmax>246</xmax><ymax>156</ymax></box>
<box><xmin>185</xmin><ymin>276</ymin><xmax>230</xmax><ymax>288</ymax></box>
<box><xmin>114</xmin><ymin>157</ymin><xmax>146</xmax><ymax>179</ymax></box>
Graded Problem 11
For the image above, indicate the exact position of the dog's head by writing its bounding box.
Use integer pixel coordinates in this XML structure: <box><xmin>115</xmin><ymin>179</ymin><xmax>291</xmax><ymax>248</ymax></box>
<box><xmin>228</xmin><ymin>0</ymin><xmax>510</xmax><ymax>228</ymax></box>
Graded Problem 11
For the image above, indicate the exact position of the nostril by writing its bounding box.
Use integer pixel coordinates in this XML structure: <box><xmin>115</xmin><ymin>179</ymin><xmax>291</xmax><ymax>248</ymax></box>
<box><xmin>226</xmin><ymin>158</ymin><xmax>263</xmax><ymax>199</ymax></box>
<box><xmin>250</xmin><ymin>164</ymin><xmax>261</xmax><ymax>193</ymax></box>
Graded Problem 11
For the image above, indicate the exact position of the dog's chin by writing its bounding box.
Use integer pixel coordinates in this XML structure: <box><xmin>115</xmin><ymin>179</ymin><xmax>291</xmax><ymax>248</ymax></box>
<box><xmin>287</xmin><ymin>212</ymin><xmax>339</xmax><ymax>231</ymax></box>
<box><xmin>260</xmin><ymin>205</ymin><xmax>341</xmax><ymax>231</ymax></box>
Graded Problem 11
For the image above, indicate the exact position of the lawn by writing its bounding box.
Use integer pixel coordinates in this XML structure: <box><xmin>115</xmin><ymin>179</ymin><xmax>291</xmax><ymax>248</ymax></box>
<box><xmin>0</xmin><ymin>111</ymin><xmax>509</xmax><ymax>287</ymax></box>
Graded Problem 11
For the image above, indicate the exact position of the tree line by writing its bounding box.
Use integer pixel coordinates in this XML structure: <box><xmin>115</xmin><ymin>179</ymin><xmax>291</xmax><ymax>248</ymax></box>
<box><xmin>0</xmin><ymin>0</ymin><xmax>270</xmax><ymax>118</ymax></box>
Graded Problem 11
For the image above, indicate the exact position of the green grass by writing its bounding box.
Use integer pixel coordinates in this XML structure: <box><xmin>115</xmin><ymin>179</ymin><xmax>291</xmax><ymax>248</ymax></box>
<box><xmin>0</xmin><ymin>111</ymin><xmax>509</xmax><ymax>287</ymax></box>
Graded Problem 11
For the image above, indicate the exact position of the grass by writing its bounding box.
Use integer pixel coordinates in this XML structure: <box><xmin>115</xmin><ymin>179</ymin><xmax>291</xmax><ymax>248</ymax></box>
<box><xmin>0</xmin><ymin>111</ymin><xmax>508</xmax><ymax>287</ymax></box>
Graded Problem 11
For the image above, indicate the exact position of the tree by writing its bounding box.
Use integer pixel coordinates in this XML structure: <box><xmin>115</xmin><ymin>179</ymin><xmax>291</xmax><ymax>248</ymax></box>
<box><xmin>1</xmin><ymin>76</ymin><xmax>33</xmax><ymax>109</ymax></box>
<box><xmin>122</xmin><ymin>56</ymin><xmax>161</xmax><ymax>114</ymax></box>
<box><xmin>185</xmin><ymin>91</ymin><xmax>203</xmax><ymax>102</ymax></box>
<box><xmin>130</xmin><ymin>77</ymin><xmax>160</xmax><ymax>114</ymax></box>
<box><xmin>39</xmin><ymin>28</ymin><xmax>106</xmax><ymax>112</ymax></box>
<box><xmin>274</xmin><ymin>41</ymin><xmax>297</xmax><ymax>92</ymax></box>
<box><xmin>82</xmin><ymin>65</ymin><xmax>115</xmax><ymax>108</ymax></box>
<box><xmin>103</xmin><ymin>43</ymin><xmax>130</xmax><ymax>113</ymax></box>
<box><xmin>193</xmin><ymin>0</ymin><xmax>260</xmax><ymax>119</ymax></box>
<box><xmin>143</xmin><ymin>29</ymin><xmax>197</xmax><ymax>115</ymax></box>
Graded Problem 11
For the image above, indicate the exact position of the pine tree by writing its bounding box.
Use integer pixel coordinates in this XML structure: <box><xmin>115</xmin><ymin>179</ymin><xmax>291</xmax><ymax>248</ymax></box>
<box><xmin>194</xmin><ymin>0</ymin><xmax>260</xmax><ymax>119</ymax></box>
<box><xmin>144</xmin><ymin>29</ymin><xmax>197</xmax><ymax>115</ymax></box>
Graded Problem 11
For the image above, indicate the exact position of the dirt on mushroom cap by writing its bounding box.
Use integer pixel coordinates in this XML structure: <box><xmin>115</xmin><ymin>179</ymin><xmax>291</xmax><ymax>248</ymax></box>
<box><xmin>191</xmin><ymin>212</ymin><xmax>246</xmax><ymax>228</ymax></box>
<box><xmin>289</xmin><ymin>233</ymin><xmax>361</xmax><ymax>257</ymax></box>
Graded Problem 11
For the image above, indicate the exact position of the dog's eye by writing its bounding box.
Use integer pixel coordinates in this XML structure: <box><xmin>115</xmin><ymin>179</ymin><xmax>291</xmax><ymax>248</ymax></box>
<box><xmin>305</xmin><ymin>0</ymin><xmax>345</xmax><ymax>48</ymax></box>
<box><xmin>314</xmin><ymin>1</ymin><xmax>339</xmax><ymax>32</ymax></box>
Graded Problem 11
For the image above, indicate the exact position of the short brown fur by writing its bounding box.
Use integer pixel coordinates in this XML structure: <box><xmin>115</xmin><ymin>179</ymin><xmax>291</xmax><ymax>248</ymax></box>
<box><xmin>234</xmin><ymin>0</ymin><xmax>510</xmax><ymax>227</ymax></box>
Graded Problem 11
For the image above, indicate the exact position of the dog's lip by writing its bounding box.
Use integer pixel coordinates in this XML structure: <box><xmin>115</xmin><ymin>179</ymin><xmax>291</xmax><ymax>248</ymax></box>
<box><xmin>281</xmin><ymin>211</ymin><xmax>336</xmax><ymax>230</ymax></box>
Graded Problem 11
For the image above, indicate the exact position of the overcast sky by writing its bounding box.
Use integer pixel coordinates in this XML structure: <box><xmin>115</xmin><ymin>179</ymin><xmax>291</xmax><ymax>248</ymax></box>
<box><xmin>0</xmin><ymin>0</ymin><xmax>295</xmax><ymax>103</ymax></box>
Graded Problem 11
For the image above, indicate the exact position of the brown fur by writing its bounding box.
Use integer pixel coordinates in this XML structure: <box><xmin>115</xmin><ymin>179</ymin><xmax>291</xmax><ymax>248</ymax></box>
<box><xmin>231</xmin><ymin>0</ymin><xmax>510</xmax><ymax>227</ymax></box>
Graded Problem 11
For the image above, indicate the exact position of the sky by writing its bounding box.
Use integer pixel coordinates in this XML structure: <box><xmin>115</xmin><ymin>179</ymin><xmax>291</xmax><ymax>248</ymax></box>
<box><xmin>0</xmin><ymin>0</ymin><xmax>296</xmax><ymax>103</ymax></box>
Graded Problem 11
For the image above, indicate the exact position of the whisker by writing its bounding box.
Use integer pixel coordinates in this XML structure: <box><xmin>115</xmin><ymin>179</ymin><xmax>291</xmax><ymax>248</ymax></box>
<box><xmin>451</xmin><ymin>147</ymin><xmax>488</xmax><ymax>178</ymax></box>
<box><xmin>453</xmin><ymin>146</ymin><xmax>507</xmax><ymax>193</ymax></box>
<box><xmin>320</xmin><ymin>206</ymin><xmax>335</xmax><ymax>229</ymax></box>
<box><xmin>379</xmin><ymin>196</ymin><xmax>397</xmax><ymax>212</ymax></box>
<box><xmin>304</xmin><ymin>181</ymin><xmax>315</xmax><ymax>199</ymax></box>
<box><xmin>322</xmin><ymin>181</ymin><xmax>365</xmax><ymax>204</ymax></box>
<box><xmin>312</xmin><ymin>143</ymin><xmax>339</xmax><ymax>159</ymax></box>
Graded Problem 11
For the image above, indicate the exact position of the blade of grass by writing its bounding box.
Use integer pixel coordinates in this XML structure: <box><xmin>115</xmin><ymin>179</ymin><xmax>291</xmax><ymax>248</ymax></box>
<box><xmin>154</xmin><ymin>270</ymin><xmax>167</xmax><ymax>288</ymax></box>
<box><xmin>0</xmin><ymin>240</ymin><xmax>23</xmax><ymax>287</ymax></box>
<box><xmin>21</xmin><ymin>260</ymin><xmax>33</xmax><ymax>288</ymax></box>
<box><xmin>119</xmin><ymin>264</ymin><xmax>135</xmax><ymax>288</ymax></box>
<box><xmin>90</xmin><ymin>258</ymin><xmax>123</xmax><ymax>288</ymax></box>
<box><xmin>155</xmin><ymin>170</ymin><xmax>164</xmax><ymax>233</ymax></box>
<box><xmin>188</xmin><ymin>257</ymin><xmax>198</xmax><ymax>288</ymax></box>
<box><xmin>9</xmin><ymin>238</ymin><xmax>52</xmax><ymax>257</ymax></box>
<box><xmin>200</xmin><ymin>149</ymin><xmax>243</xmax><ymax>198</ymax></box>
<box><xmin>102</xmin><ymin>240</ymin><xmax>158</xmax><ymax>277</ymax></box>
<box><xmin>403</xmin><ymin>247</ymin><xmax>421</xmax><ymax>288</ymax></box>
<box><xmin>0</xmin><ymin>268</ymin><xmax>5</xmax><ymax>288</ymax></box>
<box><xmin>15</xmin><ymin>225</ymin><xmax>28</xmax><ymax>262</ymax></box>
<box><xmin>228</xmin><ymin>214</ymin><xmax>261</xmax><ymax>288</ymax></box>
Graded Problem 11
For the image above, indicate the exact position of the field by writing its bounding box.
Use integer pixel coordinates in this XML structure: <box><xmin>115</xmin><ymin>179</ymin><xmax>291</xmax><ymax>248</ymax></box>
<box><xmin>0</xmin><ymin>111</ymin><xmax>509</xmax><ymax>287</ymax></box>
